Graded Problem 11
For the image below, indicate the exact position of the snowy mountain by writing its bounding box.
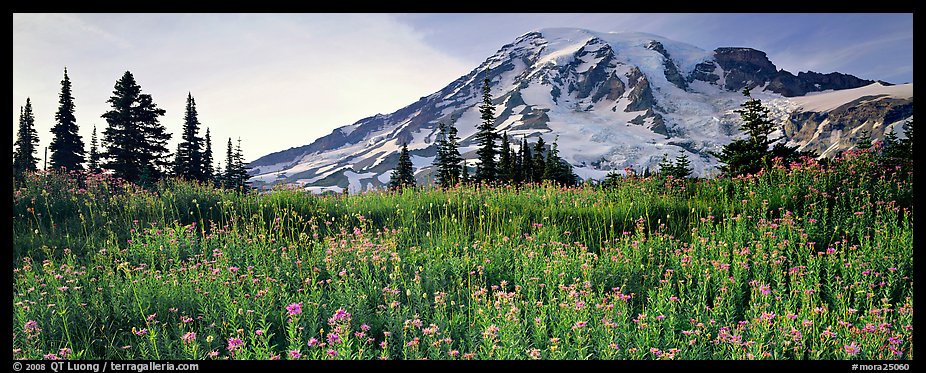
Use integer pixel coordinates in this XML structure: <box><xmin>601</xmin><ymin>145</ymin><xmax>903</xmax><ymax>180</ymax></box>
<box><xmin>249</xmin><ymin>28</ymin><xmax>913</xmax><ymax>193</ymax></box>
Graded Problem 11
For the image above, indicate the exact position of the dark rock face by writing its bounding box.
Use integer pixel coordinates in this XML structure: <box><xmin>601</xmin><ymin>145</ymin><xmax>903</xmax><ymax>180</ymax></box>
<box><xmin>688</xmin><ymin>60</ymin><xmax>720</xmax><ymax>85</ymax></box>
<box><xmin>624</xmin><ymin>67</ymin><xmax>655</xmax><ymax>112</ymax></box>
<box><xmin>784</xmin><ymin>96</ymin><xmax>913</xmax><ymax>156</ymax></box>
<box><xmin>647</xmin><ymin>41</ymin><xmax>688</xmax><ymax>91</ymax></box>
<box><xmin>694</xmin><ymin>47</ymin><xmax>876</xmax><ymax>97</ymax></box>
<box><xmin>712</xmin><ymin>47</ymin><xmax>779</xmax><ymax>92</ymax></box>
<box><xmin>797</xmin><ymin>71</ymin><xmax>878</xmax><ymax>92</ymax></box>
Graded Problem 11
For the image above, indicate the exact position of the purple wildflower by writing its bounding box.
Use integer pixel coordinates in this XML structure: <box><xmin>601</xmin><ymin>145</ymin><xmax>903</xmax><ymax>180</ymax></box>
<box><xmin>844</xmin><ymin>342</ymin><xmax>861</xmax><ymax>356</ymax></box>
<box><xmin>286</xmin><ymin>303</ymin><xmax>302</xmax><ymax>316</ymax></box>
<box><xmin>227</xmin><ymin>337</ymin><xmax>244</xmax><ymax>351</ymax></box>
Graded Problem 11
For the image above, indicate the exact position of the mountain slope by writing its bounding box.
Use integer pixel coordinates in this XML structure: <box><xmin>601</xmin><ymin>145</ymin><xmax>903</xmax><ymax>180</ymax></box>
<box><xmin>249</xmin><ymin>28</ymin><xmax>912</xmax><ymax>192</ymax></box>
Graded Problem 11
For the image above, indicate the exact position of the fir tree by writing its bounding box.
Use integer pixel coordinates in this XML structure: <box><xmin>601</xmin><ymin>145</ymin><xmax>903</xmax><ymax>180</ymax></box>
<box><xmin>672</xmin><ymin>153</ymin><xmax>692</xmax><ymax>179</ymax></box>
<box><xmin>602</xmin><ymin>170</ymin><xmax>622</xmax><ymax>188</ymax></box>
<box><xmin>49</xmin><ymin>68</ymin><xmax>85</xmax><ymax>171</ymax></box>
<box><xmin>460</xmin><ymin>160</ymin><xmax>470</xmax><ymax>184</ymax></box>
<box><xmin>389</xmin><ymin>143</ymin><xmax>416</xmax><ymax>190</ymax></box>
<box><xmin>101</xmin><ymin>71</ymin><xmax>169</xmax><ymax>183</ymax></box>
<box><xmin>717</xmin><ymin>87</ymin><xmax>778</xmax><ymax>176</ymax></box>
<box><xmin>520</xmin><ymin>138</ymin><xmax>533</xmax><ymax>183</ymax></box>
<box><xmin>175</xmin><ymin>93</ymin><xmax>205</xmax><ymax>181</ymax></box>
<box><xmin>13</xmin><ymin>99</ymin><xmax>40</xmax><ymax>178</ymax></box>
<box><xmin>543</xmin><ymin>139</ymin><xmax>578</xmax><ymax>185</ymax></box>
<box><xmin>532</xmin><ymin>137</ymin><xmax>546</xmax><ymax>182</ymax></box>
<box><xmin>223</xmin><ymin>138</ymin><xmax>235</xmax><ymax>188</ymax></box>
<box><xmin>497</xmin><ymin>132</ymin><xmax>513</xmax><ymax>183</ymax></box>
<box><xmin>433</xmin><ymin>120</ymin><xmax>462</xmax><ymax>188</ymax></box>
<box><xmin>172</xmin><ymin>143</ymin><xmax>183</xmax><ymax>176</ymax></box>
<box><xmin>881</xmin><ymin>119</ymin><xmax>913</xmax><ymax>173</ymax></box>
<box><xmin>474</xmin><ymin>71</ymin><xmax>497</xmax><ymax>183</ymax></box>
<box><xmin>203</xmin><ymin>128</ymin><xmax>214</xmax><ymax>182</ymax></box>
<box><xmin>88</xmin><ymin>124</ymin><xmax>101</xmax><ymax>173</ymax></box>
<box><xmin>511</xmin><ymin>147</ymin><xmax>520</xmax><ymax>184</ymax></box>
<box><xmin>222</xmin><ymin>138</ymin><xmax>250</xmax><ymax>190</ymax></box>
<box><xmin>856</xmin><ymin>129</ymin><xmax>873</xmax><ymax>150</ymax></box>
<box><xmin>657</xmin><ymin>153</ymin><xmax>675</xmax><ymax>177</ymax></box>
<box><xmin>232</xmin><ymin>138</ymin><xmax>249</xmax><ymax>189</ymax></box>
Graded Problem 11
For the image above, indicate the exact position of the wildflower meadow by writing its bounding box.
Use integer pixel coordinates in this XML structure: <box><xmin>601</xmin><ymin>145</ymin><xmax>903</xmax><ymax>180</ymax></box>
<box><xmin>12</xmin><ymin>151</ymin><xmax>912</xmax><ymax>360</ymax></box>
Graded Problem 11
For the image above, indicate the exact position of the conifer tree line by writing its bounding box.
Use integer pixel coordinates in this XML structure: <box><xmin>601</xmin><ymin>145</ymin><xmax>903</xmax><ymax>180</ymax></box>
<box><xmin>398</xmin><ymin>70</ymin><xmax>579</xmax><ymax>190</ymax></box>
<box><xmin>12</xmin><ymin>68</ymin><xmax>251</xmax><ymax>190</ymax></box>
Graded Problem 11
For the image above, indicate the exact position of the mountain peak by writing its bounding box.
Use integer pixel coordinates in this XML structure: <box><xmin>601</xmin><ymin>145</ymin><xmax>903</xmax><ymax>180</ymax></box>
<box><xmin>249</xmin><ymin>28</ymin><xmax>910</xmax><ymax>193</ymax></box>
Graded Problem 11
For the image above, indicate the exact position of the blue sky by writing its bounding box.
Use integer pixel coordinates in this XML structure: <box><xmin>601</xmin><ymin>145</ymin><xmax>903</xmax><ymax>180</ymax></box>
<box><xmin>13</xmin><ymin>13</ymin><xmax>912</xmax><ymax>164</ymax></box>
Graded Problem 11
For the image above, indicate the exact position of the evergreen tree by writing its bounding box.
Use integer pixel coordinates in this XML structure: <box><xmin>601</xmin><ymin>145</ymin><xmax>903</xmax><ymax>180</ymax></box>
<box><xmin>602</xmin><ymin>170</ymin><xmax>622</xmax><ymax>188</ymax></box>
<box><xmin>497</xmin><ymin>131</ymin><xmax>513</xmax><ymax>183</ymax></box>
<box><xmin>223</xmin><ymin>137</ymin><xmax>235</xmax><ymax>188</ymax></box>
<box><xmin>856</xmin><ymin>129</ymin><xmax>873</xmax><ymax>150</ymax></box>
<box><xmin>222</xmin><ymin>138</ymin><xmax>250</xmax><ymax>190</ymax></box>
<box><xmin>474</xmin><ymin>71</ymin><xmax>497</xmax><ymax>183</ymax></box>
<box><xmin>232</xmin><ymin>138</ymin><xmax>249</xmax><ymax>189</ymax></box>
<box><xmin>717</xmin><ymin>87</ymin><xmax>778</xmax><ymax>176</ymax></box>
<box><xmin>175</xmin><ymin>93</ymin><xmax>205</xmax><ymax>181</ymax></box>
<box><xmin>389</xmin><ymin>143</ymin><xmax>416</xmax><ymax>190</ymax></box>
<box><xmin>214</xmin><ymin>161</ymin><xmax>224</xmax><ymax>187</ymax></box>
<box><xmin>881</xmin><ymin>119</ymin><xmax>913</xmax><ymax>173</ymax></box>
<box><xmin>13</xmin><ymin>99</ymin><xmax>40</xmax><ymax>178</ymax></box>
<box><xmin>203</xmin><ymin>128</ymin><xmax>214</xmax><ymax>183</ymax></box>
<box><xmin>433</xmin><ymin>120</ymin><xmax>463</xmax><ymax>188</ymax></box>
<box><xmin>532</xmin><ymin>137</ymin><xmax>546</xmax><ymax>182</ymax></box>
<box><xmin>510</xmin><ymin>148</ymin><xmax>520</xmax><ymax>184</ymax></box>
<box><xmin>543</xmin><ymin>139</ymin><xmax>578</xmax><ymax>185</ymax></box>
<box><xmin>657</xmin><ymin>153</ymin><xmax>675</xmax><ymax>177</ymax></box>
<box><xmin>49</xmin><ymin>68</ymin><xmax>85</xmax><ymax>171</ymax></box>
<box><xmin>88</xmin><ymin>124</ymin><xmax>101</xmax><ymax>173</ymax></box>
<box><xmin>672</xmin><ymin>153</ymin><xmax>692</xmax><ymax>179</ymax></box>
<box><xmin>101</xmin><ymin>71</ymin><xmax>169</xmax><ymax>183</ymax></box>
<box><xmin>460</xmin><ymin>160</ymin><xmax>470</xmax><ymax>184</ymax></box>
<box><xmin>172</xmin><ymin>143</ymin><xmax>183</xmax><ymax>176</ymax></box>
<box><xmin>520</xmin><ymin>138</ymin><xmax>533</xmax><ymax>183</ymax></box>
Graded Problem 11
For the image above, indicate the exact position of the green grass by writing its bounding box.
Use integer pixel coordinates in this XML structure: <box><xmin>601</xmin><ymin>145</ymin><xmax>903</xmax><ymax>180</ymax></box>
<box><xmin>12</xmin><ymin>152</ymin><xmax>912</xmax><ymax>360</ymax></box>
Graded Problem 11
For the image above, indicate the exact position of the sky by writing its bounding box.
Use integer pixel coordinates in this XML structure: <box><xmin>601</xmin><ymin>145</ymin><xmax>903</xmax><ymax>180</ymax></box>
<box><xmin>13</xmin><ymin>13</ymin><xmax>912</xmax><ymax>164</ymax></box>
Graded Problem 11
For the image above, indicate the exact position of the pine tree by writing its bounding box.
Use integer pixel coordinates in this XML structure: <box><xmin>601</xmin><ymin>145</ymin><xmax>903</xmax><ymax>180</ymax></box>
<box><xmin>532</xmin><ymin>137</ymin><xmax>546</xmax><ymax>182</ymax></box>
<box><xmin>203</xmin><ymin>128</ymin><xmax>214</xmax><ymax>183</ymax></box>
<box><xmin>389</xmin><ymin>143</ymin><xmax>416</xmax><ymax>190</ymax></box>
<box><xmin>232</xmin><ymin>138</ymin><xmax>249</xmax><ymax>189</ymax></box>
<box><xmin>175</xmin><ymin>93</ymin><xmax>205</xmax><ymax>181</ymax></box>
<box><xmin>474</xmin><ymin>71</ymin><xmax>497</xmax><ymax>183</ymax></box>
<box><xmin>13</xmin><ymin>99</ymin><xmax>40</xmax><ymax>179</ymax></box>
<box><xmin>672</xmin><ymin>153</ymin><xmax>692</xmax><ymax>179</ymax></box>
<box><xmin>101</xmin><ymin>71</ymin><xmax>169</xmax><ymax>183</ymax></box>
<box><xmin>497</xmin><ymin>131</ymin><xmax>513</xmax><ymax>183</ymax></box>
<box><xmin>880</xmin><ymin>119</ymin><xmax>913</xmax><ymax>173</ymax></box>
<box><xmin>511</xmin><ymin>147</ymin><xmax>520</xmax><ymax>184</ymax></box>
<box><xmin>520</xmin><ymin>138</ymin><xmax>533</xmax><ymax>183</ymax></box>
<box><xmin>460</xmin><ymin>160</ymin><xmax>470</xmax><ymax>184</ymax></box>
<box><xmin>172</xmin><ymin>143</ymin><xmax>183</xmax><ymax>176</ymax></box>
<box><xmin>856</xmin><ymin>130</ymin><xmax>873</xmax><ymax>150</ymax></box>
<box><xmin>543</xmin><ymin>140</ymin><xmax>578</xmax><ymax>185</ymax></box>
<box><xmin>433</xmin><ymin>120</ymin><xmax>463</xmax><ymax>188</ymax></box>
<box><xmin>735</xmin><ymin>87</ymin><xmax>776</xmax><ymax>147</ymax></box>
<box><xmin>717</xmin><ymin>87</ymin><xmax>777</xmax><ymax>176</ymax></box>
<box><xmin>214</xmin><ymin>161</ymin><xmax>224</xmax><ymax>188</ymax></box>
<box><xmin>223</xmin><ymin>138</ymin><xmax>235</xmax><ymax>188</ymax></box>
<box><xmin>657</xmin><ymin>153</ymin><xmax>675</xmax><ymax>177</ymax></box>
<box><xmin>88</xmin><ymin>124</ymin><xmax>101</xmax><ymax>173</ymax></box>
<box><xmin>49</xmin><ymin>68</ymin><xmax>85</xmax><ymax>171</ymax></box>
